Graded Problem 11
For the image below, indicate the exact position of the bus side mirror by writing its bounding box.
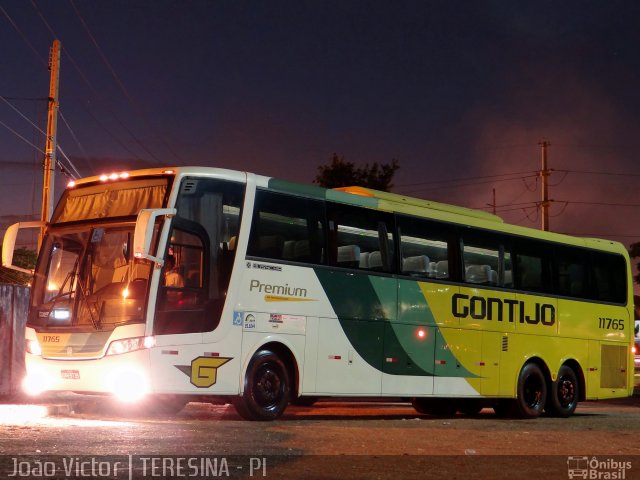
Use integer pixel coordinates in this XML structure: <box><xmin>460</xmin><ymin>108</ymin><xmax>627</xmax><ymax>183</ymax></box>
<box><xmin>2</xmin><ymin>221</ymin><xmax>45</xmax><ymax>274</ymax></box>
<box><xmin>133</xmin><ymin>208</ymin><xmax>176</xmax><ymax>265</ymax></box>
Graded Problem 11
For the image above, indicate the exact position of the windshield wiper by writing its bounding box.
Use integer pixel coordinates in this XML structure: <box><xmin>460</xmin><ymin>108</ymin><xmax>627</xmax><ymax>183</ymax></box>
<box><xmin>44</xmin><ymin>257</ymin><xmax>79</xmax><ymax>320</ymax></box>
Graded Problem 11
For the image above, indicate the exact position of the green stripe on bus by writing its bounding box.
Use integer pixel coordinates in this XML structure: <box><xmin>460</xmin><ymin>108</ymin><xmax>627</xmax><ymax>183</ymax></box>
<box><xmin>267</xmin><ymin>178</ymin><xmax>327</xmax><ymax>200</ymax></box>
<box><xmin>315</xmin><ymin>269</ymin><xmax>476</xmax><ymax>378</ymax></box>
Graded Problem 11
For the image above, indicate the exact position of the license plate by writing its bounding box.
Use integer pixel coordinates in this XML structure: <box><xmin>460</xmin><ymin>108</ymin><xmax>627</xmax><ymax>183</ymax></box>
<box><xmin>61</xmin><ymin>369</ymin><xmax>80</xmax><ymax>380</ymax></box>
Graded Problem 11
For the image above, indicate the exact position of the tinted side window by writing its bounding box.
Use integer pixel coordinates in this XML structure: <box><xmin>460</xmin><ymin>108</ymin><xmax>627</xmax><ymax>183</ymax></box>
<box><xmin>555</xmin><ymin>247</ymin><xmax>590</xmax><ymax>299</ymax></box>
<box><xmin>513</xmin><ymin>240</ymin><xmax>553</xmax><ymax>294</ymax></box>
<box><xmin>592</xmin><ymin>252</ymin><xmax>627</xmax><ymax>304</ymax></box>
<box><xmin>248</xmin><ymin>190</ymin><xmax>325</xmax><ymax>264</ymax></box>
<box><xmin>154</xmin><ymin>178</ymin><xmax>245</xmax><ymax>335</ymax></box>
<box><xmin>327</xmin><ymin>203</ymin><xmax>395</xmax><ymax>272</ymax></box>
<box><xmin>461</xmin><ymin>231</ymin><xmax>511</xmax><ymax>287</ymax></box>
<box><xmin>397</xmin><ymin>216</ymin><xmax>454</xmax><ymax>280</ymax></box>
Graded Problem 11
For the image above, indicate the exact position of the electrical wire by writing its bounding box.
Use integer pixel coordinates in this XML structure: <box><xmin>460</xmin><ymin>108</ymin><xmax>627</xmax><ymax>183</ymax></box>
<box><xmin>1</xmin><ymin>95</ymin><xmax>81</xmax><ymax>178</ymax></box>
<box><xmin>396</xmin><ymin>170</ymin><xmax>538</xmax><ymax>188</ymax></box>
<box><xmin>69</xmin><ymin>0</ymin><xmax>186</xmax><ymax>165</ymax></box>
<box><xmin>0</xmin><ymin>5</ymin><xmax>48</xmax><ymax>67</ymax></box>
<box><xmin>554</xmin><ymin>168</ymin><xmax>640</xmax><ymax>178</ymax></box>
<box><xmin>554</xmin><ymin>200</ymin><xmax>640</xmax><ymax>208</ymax></box>
<box><xmin>31</xmin><ymin>0</ymin><xmax>160</xmax><ymax>165</ymax></box>
<box><xmin>59</xmin><ymin>109</ymin><xmax>90</xmax><ymax>163</ymax></box>
<box><xmin>398</xmin><ymin>174</ymin><xmax>539</xmax><ymax>195</ymax></box>
<box><xmin>0</xmin><ymin>119</ymin><xmax>45</xmax><ymax>154</ymax></box>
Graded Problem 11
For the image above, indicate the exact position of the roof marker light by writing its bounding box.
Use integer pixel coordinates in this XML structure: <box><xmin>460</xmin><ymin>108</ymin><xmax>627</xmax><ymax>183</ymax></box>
<box><xmin>67</xmin><ymin>180</ymin><xmax>76</xmax><ymax>188</ymax></box>
<box><xmin>99</xmin><ymin>174</ymin><xmax>108</xmax><ymax>182</ymax></box>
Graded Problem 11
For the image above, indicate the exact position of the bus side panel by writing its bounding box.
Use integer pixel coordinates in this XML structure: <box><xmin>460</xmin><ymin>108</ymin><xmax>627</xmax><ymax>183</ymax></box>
<box><xmin>149</xmin><ymin>329</ymin><xmax>242</xmax><ymax>395</ymax></box>
<box><xmin>239</xmin><ymin>329</ymin><xmax>306</xmax><ymax>393</ymax></box>
<box><xmin>481</xmin><ymin>330</ymin><xmax>502</xmax><ymax>396</ymax></box>
<box><xmin>301</xmin><ymin>316</ymin><xmax>319</xmax><ymax>394</ymax></box>
<box><xmin>558</xmin><ymin>297</ymin><xmax>630</xmax><ymax>400</ymax></box>
<box><xmin>314</xmin><ymin>317</ymin><xmax>383</xmax><ymax>395</ymax></box>
<box><xmin>587</xmin><ymin>340</ymin><xmax>631</xmax><ymax>400</ymax></box>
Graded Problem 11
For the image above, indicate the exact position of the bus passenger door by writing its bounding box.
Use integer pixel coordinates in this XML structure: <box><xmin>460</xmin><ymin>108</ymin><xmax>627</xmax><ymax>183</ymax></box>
<box><xmin>150</xmin><ymin>222</ymin><xmax>216</xmax><ymax>394</ymax></box>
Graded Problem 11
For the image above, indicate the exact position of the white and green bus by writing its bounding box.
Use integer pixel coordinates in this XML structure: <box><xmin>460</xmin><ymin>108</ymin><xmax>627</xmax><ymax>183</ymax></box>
<box><xmin>2</xmin><ymin>167</ymin><xmax>635</xmax><ymax>420</ymax></box>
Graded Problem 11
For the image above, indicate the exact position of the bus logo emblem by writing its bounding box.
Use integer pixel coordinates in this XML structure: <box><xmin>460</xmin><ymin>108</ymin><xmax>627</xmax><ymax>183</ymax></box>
<box><xmin>176</xmin><ymin>356</ymin><xmax>232</xmax><ymax>388</ymax></box>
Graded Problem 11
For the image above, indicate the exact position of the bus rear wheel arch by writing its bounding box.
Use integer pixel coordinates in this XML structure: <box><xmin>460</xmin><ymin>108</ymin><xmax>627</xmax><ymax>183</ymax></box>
<box><xmin>234</xmin><ymin>348</ymin><xmax>292</xmax><ymax>421</ymax></box>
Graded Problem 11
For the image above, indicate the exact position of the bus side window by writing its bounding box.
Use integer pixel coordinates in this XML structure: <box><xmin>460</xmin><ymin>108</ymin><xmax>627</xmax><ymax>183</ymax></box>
<box><xmin>247</xmin><ymin>190</ymin><xmax>325</xmax><ymax>265</ymax></box>
<box><xmin>327</xmin><ymin>203</ymin><xmax>394</xmax><ymax>272</ymax></box>
<box><xmin>397</xmin><ymin>215</ymin><xmax>453</xmax><ymax>280</ymax></box>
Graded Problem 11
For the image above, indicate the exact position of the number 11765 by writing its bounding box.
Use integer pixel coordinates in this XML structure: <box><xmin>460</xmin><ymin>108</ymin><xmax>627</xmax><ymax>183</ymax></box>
<box><xmin>598</xmin><ymin>317</ymin><xmax>624</xmax><ymax>330</ymax></box>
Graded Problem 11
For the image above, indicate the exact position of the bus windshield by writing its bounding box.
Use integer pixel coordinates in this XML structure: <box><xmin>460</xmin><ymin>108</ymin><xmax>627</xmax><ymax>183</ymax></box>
<box><xmin>29</xmin><ymin>224</ymin><xmax>154</xmax><ymax>331</ymax></box>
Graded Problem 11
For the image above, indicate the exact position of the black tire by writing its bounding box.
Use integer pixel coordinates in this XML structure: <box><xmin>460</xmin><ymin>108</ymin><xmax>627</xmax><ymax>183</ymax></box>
<box><xmin>234</xmin><ymin>350</ymin><xmax>290</xmax><ymax>421</ymax></box>
<box><xmin>513</xmin><ymin>362</ymin><xmax>547</xmax><ymax>418</ymax></box>
<box><xmin>412</xmin><ymin>398</ymin><xmax>457</xmax><ymax>417</ymax></box>
<box><xmin>546</xmin><ymin>365</ymin><xmax>579</xmax><ymax>417</ymax></box>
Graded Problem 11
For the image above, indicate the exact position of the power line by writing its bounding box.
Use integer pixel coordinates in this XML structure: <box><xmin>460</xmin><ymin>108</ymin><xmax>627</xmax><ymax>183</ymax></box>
<box><xmin>0</xmin><ymin>95</ymin><xmax>48</xmax><ymax>136</ymax></box>
<box><xmin>58</xmin><ymin>109</ymin><xmax>89</xmax><ymax>161</ymax></box>
<box><xmin>396</xmin><ymin>170</ymin><xmax>538</xmax><ymax>188</ymax></box>
<box><xmin>0</xmin><ymin>5</ymin><xmax>48</xmax><ymax>67</ymax></box>
<box><xmin>554</xmin><ymin>200</ymin><xmax>640</xmax><ymax>208</ymax></box>
<box><xmin>1</xmin><ymin>94</ymin><xmax>80</xmax><ymax>179</ymax></box>
<box><xmin>553</xmin><ymin>168</ymin><xmax>640</xmax><ymax>178</ymax></box>
<box><xmin>69</xmin><ymin>0</ymin><xmax>186</xmax><ymax>165</ymax></box>
<box><xmin>30</xmin><ymin>0</ymin><xmax>159</xmax><ymax>165</ymax></box>
<box><xmin>0</xmin><ymin>119</ymin><xmax>45</xmax><ymax>154</ymax></box>
<box><xmin>398</xmin><ymin>174</ymin><xmax>539</xmax><ymax>195</ymax></box>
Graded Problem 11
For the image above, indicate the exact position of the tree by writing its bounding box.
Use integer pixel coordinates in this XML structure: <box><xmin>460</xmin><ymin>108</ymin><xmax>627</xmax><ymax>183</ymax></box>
<box><xmin>314</xmin><ymin>153</ymin><xmax>400</xmax><ymax>192</ymax></box>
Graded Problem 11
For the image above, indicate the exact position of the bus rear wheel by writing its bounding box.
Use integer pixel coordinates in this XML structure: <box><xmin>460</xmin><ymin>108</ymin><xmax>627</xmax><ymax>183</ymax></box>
<box><xmin>513</xmin><ymin>362</ymin><xmax>547</xmax><ymax>418</ymax></box>
<box><xmin>546</xmin><ymin>365</ymin><xmax>579</xmax><ymax>417</ymax></box>
<box><xmin>234</xmin><ymin>350</ymin><xmax>290</xmax><ymax>421</ymax></box>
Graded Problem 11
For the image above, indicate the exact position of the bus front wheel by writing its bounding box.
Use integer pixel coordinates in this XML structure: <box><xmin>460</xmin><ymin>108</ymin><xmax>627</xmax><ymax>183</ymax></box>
<box><xmin>513</xmin><ymin>362</ymin><xmax>547</xmax><ymax>418</ymax></box>
<box><xmin>546</xmin><ymin>365</ymin><xmax>579</xmax><ymax>417</ymax></box>
<box><xmin>234</xmin><ymin>350</ymin><xmax>290</xmax><ymax>421</ymax></box>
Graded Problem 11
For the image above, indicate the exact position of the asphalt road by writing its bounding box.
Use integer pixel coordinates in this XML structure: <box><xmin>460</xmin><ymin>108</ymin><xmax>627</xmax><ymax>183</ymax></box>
<box><xmin>0</xmin><ymin>395</ymin><xmax>639</xmax><ymax>480</ymax></box>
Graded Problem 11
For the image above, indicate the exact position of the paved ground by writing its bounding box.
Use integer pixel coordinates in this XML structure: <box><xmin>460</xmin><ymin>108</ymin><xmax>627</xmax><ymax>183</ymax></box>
<box><xmin>0</xmin><ymin>393</ymin><xmax>639</xmax><ymax>479</ymax></box>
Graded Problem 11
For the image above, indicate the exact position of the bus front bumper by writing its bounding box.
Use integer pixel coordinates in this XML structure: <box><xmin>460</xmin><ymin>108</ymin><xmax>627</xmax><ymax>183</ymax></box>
<box><xmin>23</xmin><ymin>349</ymin><xmax>152</xmax><ymax>404</ymax></box>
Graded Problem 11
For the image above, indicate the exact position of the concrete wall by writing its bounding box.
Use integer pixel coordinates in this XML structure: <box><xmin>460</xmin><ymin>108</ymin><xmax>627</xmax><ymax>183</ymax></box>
<box><xmin>0</xmin><ymin>284</ymin><xmax>29</xmax><ymax>395</ymax></box>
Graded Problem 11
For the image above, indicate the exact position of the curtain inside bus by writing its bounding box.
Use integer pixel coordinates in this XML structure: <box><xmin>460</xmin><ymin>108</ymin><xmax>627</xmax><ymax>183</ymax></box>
<box><xmin>52</xmin><ymin>178</ymin><xmax>168</xmax><ymax>223</ymax></box>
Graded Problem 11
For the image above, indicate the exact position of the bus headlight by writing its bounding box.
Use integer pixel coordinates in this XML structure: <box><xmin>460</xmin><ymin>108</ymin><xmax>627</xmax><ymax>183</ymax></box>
<box><xmin>106</xmin><ymin>336</ymin><xmax>155</xmax><ymax>356</ymax></box>
<box><xmin>52</xmin><ymin>308</ymin><xmax>70</xmax><ymax>321</ymax></box>
<box><xmin>25</xmin><ymin>338</ymin><xmax>42</xmax><ymax>356</ymax></box>
<box><xmin>22</xmin><ymin>370</ymin><xmax>51</xmax><ymax>396</ymax></box>
<box><xmin>107</xmin><ymin>367</ymin><xmax>149</xmax><ymax>403</ymax></box>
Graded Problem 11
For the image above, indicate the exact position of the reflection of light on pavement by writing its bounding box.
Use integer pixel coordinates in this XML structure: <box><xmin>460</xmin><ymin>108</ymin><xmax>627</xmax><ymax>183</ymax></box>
<box><xmin>0</xmin><ymin>405</ymin><xmax>48</xmax><ymax>424</ymax></box>
<box><xmin>36</xmin><ymin>418</ymin><xmax>133</xmax><ymax>427</ymax></box>
<box><xmin>0</xmin><ymin>405</ymin><xmax>133</xmax><ymax>427</ymax></box>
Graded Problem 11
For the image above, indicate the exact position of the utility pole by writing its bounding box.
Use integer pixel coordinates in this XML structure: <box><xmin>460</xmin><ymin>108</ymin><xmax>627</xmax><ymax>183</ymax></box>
<box><xmin>539</xmin><ymin>140</ymin><xmax>551</xmax><ymax>231</ymax></box>
<box><xmin>39</xmin><ymin>39</ymin><xmax>61</xmax><ymax>247</ymax></box>
<box><xmin>487</xmin><ymin>188</ymin><xmax>497</xmax><ymax>215</ymax></box>
<box><xmin>492</xmin><ymin>188</ymin><xmax>496</xmax><ymax>215</ymax></box>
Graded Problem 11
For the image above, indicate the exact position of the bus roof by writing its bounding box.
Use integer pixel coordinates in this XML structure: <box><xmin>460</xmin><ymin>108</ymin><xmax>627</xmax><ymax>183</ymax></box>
<box><xmin>334</xmin><ymin>186</ymin><xmax>504</xmax><ymax>223</ymax></box>
<box><xmin>66</xmin><ymin>166</ymin><xmax>628</xmax><ymax>256</ymax></box>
